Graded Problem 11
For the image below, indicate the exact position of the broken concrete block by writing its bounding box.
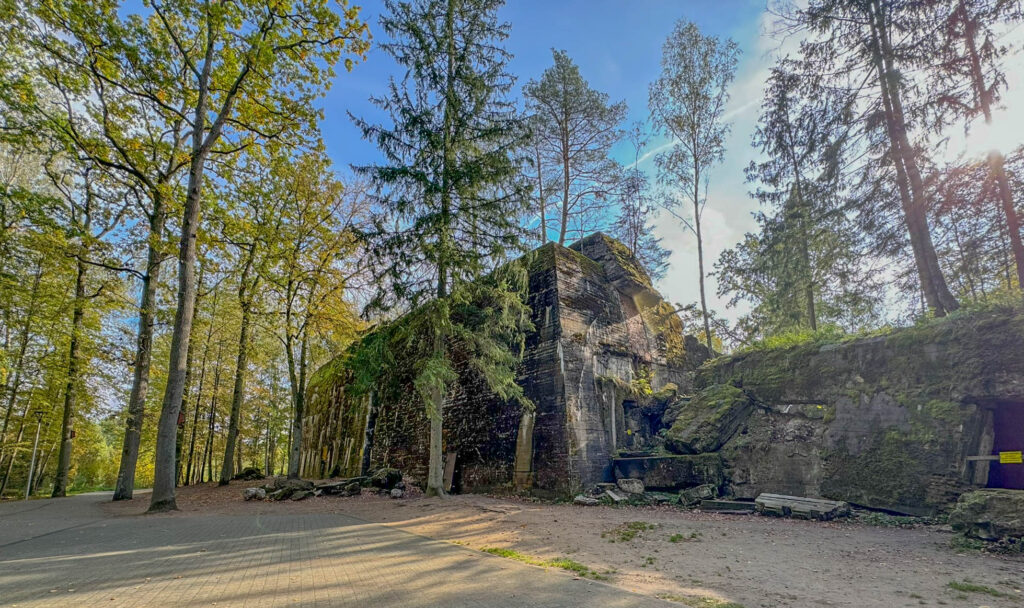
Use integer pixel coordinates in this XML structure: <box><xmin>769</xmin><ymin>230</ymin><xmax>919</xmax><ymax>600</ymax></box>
<box><xmin>950</xmin><ymin>489</ymin><xmax>1024</xmax><ymax>541</ymax></box>
<box><xmin>665</xmin><ymin>384</ymin><xmax>753</xmax><ymax>455</ymax></box>
<box><xmin>370</xmin><ymin>468</ymin><xmax>403</xmax><ymax>490</ymax></box>
<box><xmin>616</xmin><ymin>478</ymin><xmax>645</xmax><ymax>494</ymax></box>
<box><xmin>612</xmin><ymin>454</ymin><xmax>725</xmax><ymax>491</ymax></box>
<box><xmin>604</xmin><ymin>489</ymin><xmax>628</xmax><ymax>504</ymax></box>
<box><xmin>573</xmin><ymin>495</ymin><xmax>600</xmax><ymax>506</ymax></box>
<box><xmin>679</xmin><ymin>483</ymin><xmax>718</xmax><ymax>506</ymax></box>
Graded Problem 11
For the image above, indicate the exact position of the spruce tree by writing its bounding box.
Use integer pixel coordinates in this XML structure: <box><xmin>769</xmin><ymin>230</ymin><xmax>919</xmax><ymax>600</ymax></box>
<box><xmin>724</xmin><ymin>64</ymin><xmax>883</xmax><ymax>335</ymax></box>
<box><xmin>353</xmin><ymin>0</ymin><xmax>530</xmax><ymax>496</ymax></box>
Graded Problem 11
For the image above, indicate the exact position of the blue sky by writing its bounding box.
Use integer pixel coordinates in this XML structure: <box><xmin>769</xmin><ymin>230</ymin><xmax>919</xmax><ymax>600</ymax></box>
<box><xmin>319</xmin><ymin>0</ymin><xmax>779</xmax><ymax>323</ymax></box>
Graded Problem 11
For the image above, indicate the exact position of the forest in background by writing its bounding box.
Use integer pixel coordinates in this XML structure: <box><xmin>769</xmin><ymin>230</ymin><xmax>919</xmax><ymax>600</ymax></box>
<box><xmin>0</xmin><ymin>0</ymin><xmax>1022</xmax><ymax>503</ymax></box>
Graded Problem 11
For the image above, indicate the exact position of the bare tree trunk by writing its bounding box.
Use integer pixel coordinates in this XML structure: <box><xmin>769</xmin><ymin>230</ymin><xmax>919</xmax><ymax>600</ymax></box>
<box><xmin>0</xmin><ymin>403</ymin><xmax>28</xmax><ymax>496</ymax></box>
<box><xmin>958</xmin><ymin>0</ymin><xmax>1024</xmax><ymax>293</ymax></box>
<box><xmin>52</xmin><ymin>254</ymin><xmax>87</xmax><ymax>498</ymax></box>
<box><xmin>113</xmin><ymin>199</ymin><xmax>166</xmax><ymax>500</ymax></box>
<box><xmin>0</xmin><ymin>265</ymin><xmax>41</xmax><ymax>477</ymax></box>
<box><xmin>31</xmin><ymin>439</ymin><xmax>55</xmax><ymax>496</ymax></box>
<box><xmin>218</xmin><ymin>308</ymin><xmax>251</xmax><ymax>485</ymax></box>
<box><xmin>558</xmin><ymin>142</ymin><xmax>570</xmax><ymax>246</ymax></box>
<box><xmin>185</xmin><ymin>289</ymin><xmax>217</xmax><ymax>485</ymax></box>
<box><xmin>200</xmin><ymin>344</ymin><xmax>222</xmax><ymax>484</ymax></box>
<box><xmin>535</xmin><ymin>145</ymin><xmax>547</xmax><ymax>243</ymax></box>
<box><xmin>692</xmin><ymin>169</ymin><xmax>713</xmax><ymax>351</ymax></box>
<box><xmin>990</xmin><ymin>154</ymin><xmax>1024</xmax><ymax>291</ymax></box>
<box><xmin>149</xmin><ymin>16</ymin><xmax>234</xmax><ymax>510</ymax></box>
<box><xmin>426</xmin><ymin>333</ymin><xmax>446</xmax><ymax>496</ymax></box>
<box><xmin>286</xmin><ymin>328</ymin><xmax>308</xmax><ymax>479</ymax></box>
<box><xmin>219</xmin><ymin>252</ymin><xmax>256</xmax><ymax>485</ymax></box>
<box><xmin>176</xmin><ymin>279</ymin><xmax>204</xmax><ymax>486</ymax></box>
<box><xmin>869</xmin><ymin>0</ymin><xmax>959</xmax><ymax>315</ymax></box>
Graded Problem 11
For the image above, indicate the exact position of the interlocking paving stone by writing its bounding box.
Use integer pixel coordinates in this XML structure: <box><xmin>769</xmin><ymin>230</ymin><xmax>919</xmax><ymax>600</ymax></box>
<box><xmin>0</xmin><ymin>493</ymin><xmax>670</xmax><ymax>607</ymax></box>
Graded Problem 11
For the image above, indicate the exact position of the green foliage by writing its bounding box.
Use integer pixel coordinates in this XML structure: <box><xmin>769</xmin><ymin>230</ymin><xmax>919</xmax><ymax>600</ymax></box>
<box><xmin>523</xmin><ymin>49</ymin><xmax>627</xmax><ymax>245</ymax></box>
<box><xmin>743</xmin><ymin>324</ymin><xmax>847</xmax><ymax>352</ymax></box>
<box><xmin>353</xmin><ymin>0</ymin><xmax>531</xmax><ymax>492</ymax></box>
<box><xmin>721</xmin><ymin>64</ymin><xmax>885</xmax><ymax>341</ymax></box>
<box><xmin>630</xmin><ymin>366</ymin><xmax>654</xmax><ymax>397</ymax></box>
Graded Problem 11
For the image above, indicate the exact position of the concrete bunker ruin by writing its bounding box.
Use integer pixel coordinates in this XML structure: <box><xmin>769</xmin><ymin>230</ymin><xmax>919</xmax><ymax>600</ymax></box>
<box><xmin>302</xmin><ymin>234</ymin><xmax>1024</xmax><ymax>514</ymax></box>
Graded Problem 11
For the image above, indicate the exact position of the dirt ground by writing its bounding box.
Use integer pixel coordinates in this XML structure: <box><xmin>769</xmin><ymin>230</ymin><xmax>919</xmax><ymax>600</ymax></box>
<box><xmin>105</xmin><ymin>481</ymin><xmax>1024</xmax><ymax>608</ymax></box>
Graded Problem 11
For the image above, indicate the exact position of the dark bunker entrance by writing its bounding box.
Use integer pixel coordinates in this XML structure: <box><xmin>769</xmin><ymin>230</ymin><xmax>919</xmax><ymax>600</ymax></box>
<box><xmin>988</xmin><ymin>402</ymin><xmax>1024</xmax><ymax>490</ymax></box>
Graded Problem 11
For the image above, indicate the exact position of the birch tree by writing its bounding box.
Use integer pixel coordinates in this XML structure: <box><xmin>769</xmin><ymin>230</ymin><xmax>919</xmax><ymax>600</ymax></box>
<box><xmin>649</xmin><ymin>20</ymin><xmax>739</xmax><ymax>350</ymax></box>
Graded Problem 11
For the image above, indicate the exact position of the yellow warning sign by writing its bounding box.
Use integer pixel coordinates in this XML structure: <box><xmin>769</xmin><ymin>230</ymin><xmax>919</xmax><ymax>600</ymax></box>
<box><xmin>1000</xmin><ymin>451</ymin><xmax>1023</xmax><ymax>464</ymax></box>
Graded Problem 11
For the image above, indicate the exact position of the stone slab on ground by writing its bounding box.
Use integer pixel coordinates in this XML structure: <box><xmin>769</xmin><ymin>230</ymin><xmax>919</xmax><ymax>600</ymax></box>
<box><xmin>754</xmin><ymin>493</ymin><xmax>851</xmax><ymax>520</ymax></box>
<box><xmin>699</xmin><ymin>499</ymin><xmax>756</xmax><ymax>513</ymax></box>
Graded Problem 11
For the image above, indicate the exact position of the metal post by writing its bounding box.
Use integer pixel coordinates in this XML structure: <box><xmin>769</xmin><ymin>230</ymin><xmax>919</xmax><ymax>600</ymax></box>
<box><xmin>24</xmin><ymin>411</ymin><xmax>44</xmax><ymax>501</ymax></box>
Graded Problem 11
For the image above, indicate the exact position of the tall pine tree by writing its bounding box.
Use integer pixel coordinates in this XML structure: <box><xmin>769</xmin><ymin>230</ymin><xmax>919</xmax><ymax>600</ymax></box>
<box><xmin>353</xmin><ymin>0</ymin><xmax>531</xmax><ymax>496</ymax></box>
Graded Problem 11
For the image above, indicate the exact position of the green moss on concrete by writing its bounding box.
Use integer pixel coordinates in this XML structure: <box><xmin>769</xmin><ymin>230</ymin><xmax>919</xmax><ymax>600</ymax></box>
<box><xmin>559</xmin><ymin>244</ymin><xmax>606</xmax><ymax>278</ymax></box>
<box><xmin>599</xmin><ymin>233</ymin><xmax>654</xmax><ymax>289</ymax></box>
<box><xmin>665</xmin><ymin>384</ymin><xmax>753</xmax><ymax>455</ymax></box>
<box><xmin>821</xmin><ymin>429</ymin><xmax>935</xmax><ymax>514</ymax></box>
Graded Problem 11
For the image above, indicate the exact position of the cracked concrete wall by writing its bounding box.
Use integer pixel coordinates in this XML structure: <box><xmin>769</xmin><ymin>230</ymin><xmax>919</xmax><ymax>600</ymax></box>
<box><xmin>689</xmin><ymin>307</ymin><xmax>1024</xmax><ymax>514</ymax></box>
<box><xmin>303</xmin><ymin>234</ymin><xmax>696</xmax><ymax>495</ymax></box>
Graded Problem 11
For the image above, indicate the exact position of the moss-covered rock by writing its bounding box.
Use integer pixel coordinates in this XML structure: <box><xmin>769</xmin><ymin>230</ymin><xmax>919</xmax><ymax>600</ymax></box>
<box><xmin>664</xmin><ymin>384</ymin><xmax>753</xmax><ymax>455</ymax></box>
<box><xmin>949</xmin><ymin>489</ymin><xmax>1024</xmax><ymax>541</ymax></box>
<box><xmin>688</xmin><ymin>307</ymin><xmax>1024</xmax><ymax>514</ymax></box>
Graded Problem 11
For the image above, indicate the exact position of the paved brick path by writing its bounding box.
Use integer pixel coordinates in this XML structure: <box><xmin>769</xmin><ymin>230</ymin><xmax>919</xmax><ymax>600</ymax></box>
<box><xmin>0</xmin><ymin>493</ymin><xmax>668</xmax><ymax>607</ymax></box>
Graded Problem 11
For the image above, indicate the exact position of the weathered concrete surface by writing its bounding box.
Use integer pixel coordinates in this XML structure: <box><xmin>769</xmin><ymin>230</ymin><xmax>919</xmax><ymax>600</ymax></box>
<box><xmin>681</xmin><ymin>308</ymin><xmax>1024</xmax><ymax>514</ymax></box>
<box><xmin>303</xmin><ymin>234</ymin><xmax>698</xmax><ymax>495</ymax></box>
<box><xmin>0</xmin><ymin>493</ymin><xmax>671</xmax><ymax>607</ymax></box>
<box><xmin>612</xmin><ymin>454</ymin><xmax>724</xmax><ymax>491</ymax></box>
<box><xmin>949</xmin><ymin>489</ymin><xmax>1024</xmax><ymax>541</ymax></box>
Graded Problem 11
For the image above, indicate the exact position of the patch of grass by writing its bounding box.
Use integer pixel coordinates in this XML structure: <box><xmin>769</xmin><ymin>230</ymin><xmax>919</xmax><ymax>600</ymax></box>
<box><xmin>947</xmin><ymin>580</ymin><xmax>1010</xmax><ymax>598</ymax></box>
<box><xmin>669</xmin><ymin>531</ymin><xmax>702</xmax><ymax>543</ymax></box>
<box><xmin>656</xmin><ymin>593</ymin><xmax>745</xmax><ymax>608</ymax></box>
<box><xmin>949</xmin><ymin>534</ymin><xmax>988</xmax><ymax>553</ymax></box>
<box><xmin>856</xmin><ymin>511</ymin><xmax>946</xmax><ymax>528</ymax></box>
<box><xmin>602</xmin><ymin>520</ymin><xmax>656</xmax><ymax>543</ymax></box>
<box><xmin>481</xmin><ymin>547</ymin><xmax>607</xmax><ymax>580</ymax></box>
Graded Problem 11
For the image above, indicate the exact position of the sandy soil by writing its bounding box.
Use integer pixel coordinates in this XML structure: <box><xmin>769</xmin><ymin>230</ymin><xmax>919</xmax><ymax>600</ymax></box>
<box><xmin>105</xmin><ymin>481</ymin><xmax>1024</xmax><ymax>608</ymax></box>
